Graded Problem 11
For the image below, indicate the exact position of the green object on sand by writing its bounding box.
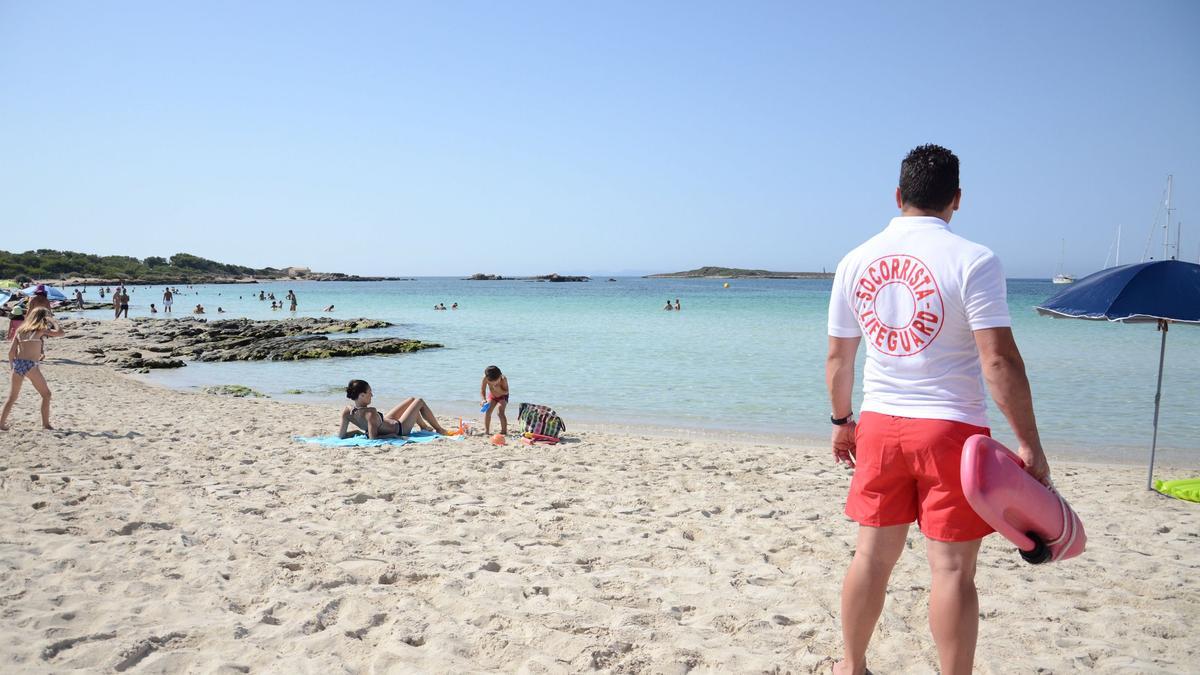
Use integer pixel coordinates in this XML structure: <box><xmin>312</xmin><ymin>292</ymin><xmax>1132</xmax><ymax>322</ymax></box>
<box><xmin>203</xmin><ymin>384</ymin><xmax>268</xmax><ymax>398</ymax></box>
<box><xmin>1154</xmin><ymin>478</ymin><xmax>1200</xmax><ymax>503</ymax></box>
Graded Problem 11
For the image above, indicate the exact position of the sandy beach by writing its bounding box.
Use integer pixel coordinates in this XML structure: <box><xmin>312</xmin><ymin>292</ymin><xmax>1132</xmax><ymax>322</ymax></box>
<box><xmin>0</xmin><ymin>320</ymin><xmax>1196</xmax><ymax>673</ymax></box>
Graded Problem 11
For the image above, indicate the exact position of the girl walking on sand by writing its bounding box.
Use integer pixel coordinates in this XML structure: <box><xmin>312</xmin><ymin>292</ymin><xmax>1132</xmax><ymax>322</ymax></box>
<box><xmin>1</xmin><ymin>307</ymin><xmax>65</xmax><ymax>430</ymax></box>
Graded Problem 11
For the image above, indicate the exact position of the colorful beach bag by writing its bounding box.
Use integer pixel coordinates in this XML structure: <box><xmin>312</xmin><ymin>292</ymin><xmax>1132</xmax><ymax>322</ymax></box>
<box><xmin>518</xmin><ymin>402</ymin><xmax>566</xmax><ymax>440</ymax></box>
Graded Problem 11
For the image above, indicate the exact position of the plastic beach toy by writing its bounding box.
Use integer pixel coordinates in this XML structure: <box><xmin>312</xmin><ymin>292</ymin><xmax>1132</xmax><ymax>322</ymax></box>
<box><xmin>481</xmin><ymin>401</ymin><xmax>490</xmax><ymax>413</ymax></box>
<box><xmin>961</xmin><ymin>435</ymin><xmax>1086</xmax><ymax>564</ymax></box>
<box><xmin>490</xmin><ymin>433</ymin><xmax>506</xmax><ymax>446</ymax></box>
<box><xmin>445</xmin><ymin>418</ymin><xmax>467</xmax><ymax>436</ymax></box>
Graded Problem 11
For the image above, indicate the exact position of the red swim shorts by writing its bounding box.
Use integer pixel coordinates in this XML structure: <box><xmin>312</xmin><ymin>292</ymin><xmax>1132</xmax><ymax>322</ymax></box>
<box><xmin>845</xmin><ymin>411</ymin><xmax>994</xmax><ymax>542</ymax></box>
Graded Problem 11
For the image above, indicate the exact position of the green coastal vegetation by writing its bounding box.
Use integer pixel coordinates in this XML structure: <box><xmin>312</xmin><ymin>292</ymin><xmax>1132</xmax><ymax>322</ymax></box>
<box><xmin>0</xmin><ymin>249</ymin><xmax>287</xmax><ymax>283</ymax></box>
<box><xmin>646</xmin><ymin>266</ymin><xmax>833</xmax><ymax>279</ymax></box>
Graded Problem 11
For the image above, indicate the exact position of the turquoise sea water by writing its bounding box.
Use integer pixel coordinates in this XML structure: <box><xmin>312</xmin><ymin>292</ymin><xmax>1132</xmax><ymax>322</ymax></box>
<box><xmin>66</xmin><ymin>277</ymin><xmax>1199</xmax><ymax>464</ymax></box>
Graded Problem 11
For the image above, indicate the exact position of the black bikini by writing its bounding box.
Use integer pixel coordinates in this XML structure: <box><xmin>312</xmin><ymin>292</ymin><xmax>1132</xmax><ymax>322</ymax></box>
<box><xmin>352</xmin><ymin>406</ymin><xmax>399</xmax><ymax>435</ymax></box>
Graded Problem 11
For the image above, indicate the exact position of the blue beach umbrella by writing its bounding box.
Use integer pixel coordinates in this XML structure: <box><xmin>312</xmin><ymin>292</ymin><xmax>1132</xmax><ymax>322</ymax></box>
<box><xmin>20</xmin><ymin>284</ymin><xmax>68</xmax><ymax>301</ymax></box>
<box><xmin>1036</xmin><ymin>260</ymin><xmax>1200</xmax><ymax>489</ymax></box>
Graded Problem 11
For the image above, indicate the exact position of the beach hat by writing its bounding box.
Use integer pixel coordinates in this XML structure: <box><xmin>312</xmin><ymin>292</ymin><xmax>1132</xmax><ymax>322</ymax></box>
<box><xmin>34</xmin><ymin>284</ymin><xmax>47</xmax><ymax>295</ymax></box>
<box><xmin>11</xmin><ymin>304</ymin><xmax>24</xmax><ymax>317</ymax></box>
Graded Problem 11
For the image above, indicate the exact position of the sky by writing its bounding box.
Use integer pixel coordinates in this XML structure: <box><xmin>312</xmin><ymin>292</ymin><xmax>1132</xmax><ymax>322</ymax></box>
<box><xmin>1</xmin><ymin>1</ymin><xmax>1197</xmax><ymax>277</ymax></box>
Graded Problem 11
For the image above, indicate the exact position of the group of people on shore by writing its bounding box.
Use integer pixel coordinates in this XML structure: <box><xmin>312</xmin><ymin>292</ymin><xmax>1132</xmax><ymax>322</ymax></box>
<box><xmin>2</xmin><ymin>284</ymin><xmax>54</xmax><ymax>342</ymax></box>
<box><xmin>44</xmin><ymin>284</ymin><xmax>333</xmax><ymax>317</ymax></box>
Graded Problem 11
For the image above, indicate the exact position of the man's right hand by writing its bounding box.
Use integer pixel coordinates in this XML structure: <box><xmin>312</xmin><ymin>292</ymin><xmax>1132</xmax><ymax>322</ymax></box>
<box><xmin>1017</xmin><ymin>445</ymin><xmax>1052</xmax><ymax>486</ymax></box>
<box><xmin>832</xmin><ymin>422</ymin><xmax>857</xmax><ymax>468</ymax></box>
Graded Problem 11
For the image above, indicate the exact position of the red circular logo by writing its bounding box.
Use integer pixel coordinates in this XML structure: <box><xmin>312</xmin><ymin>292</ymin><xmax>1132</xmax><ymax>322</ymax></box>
<box><xmin>852</xmin><ymin>254</ymin><xmax>943</xmax><ymax>356</ymax></box>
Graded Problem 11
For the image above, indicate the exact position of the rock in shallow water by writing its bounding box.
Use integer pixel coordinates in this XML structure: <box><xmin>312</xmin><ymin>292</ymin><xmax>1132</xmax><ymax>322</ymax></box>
<box><xmin>87</xmin><ymin>317</ymin><xmax>441</xmax><ymax>368</ymax></box>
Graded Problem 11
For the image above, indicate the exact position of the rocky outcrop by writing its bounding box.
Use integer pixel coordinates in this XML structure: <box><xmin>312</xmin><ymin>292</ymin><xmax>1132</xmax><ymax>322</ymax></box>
<box><xmin>78</xmin><ymin>317</ymin><xmax>440</xmax><ymax>371</ymax></box>
<box><xmin>193</xmin><ymin>335</ymin><xmax>432</xmax><ymax>362</ymax></box>
<box><xmin>203</xmin><ymin>385</ymin><xmax>268</xmax><ymax>398</ymax></box>
<box><xmin>466</xmin><ymin>273</ymin><xmax>590</xmax><ymax>282</ymax></box>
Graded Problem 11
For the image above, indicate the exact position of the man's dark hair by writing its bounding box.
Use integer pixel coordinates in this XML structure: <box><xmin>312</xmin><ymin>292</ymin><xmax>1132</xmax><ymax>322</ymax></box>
<box><xmin>899</xmin><ymin>144</ymin><xmax>959</xmax><ymax>211</ymax></box>
<box><xmin>346</xmin><ymin>379</ymin><xmax>370</xmax><ymax>400</ymax></box>
<box><xmin>484</xmin><ymin>365</ymin><xmax>502</xmax><ymax>381</ymax></box>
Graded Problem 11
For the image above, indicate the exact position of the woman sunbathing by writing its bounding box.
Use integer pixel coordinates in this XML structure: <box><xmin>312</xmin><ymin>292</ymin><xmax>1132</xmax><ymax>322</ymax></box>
<box><xmin>338</xmin><ymin>379</ymin><xmax>449</xmax><ymax>439</ymax></box>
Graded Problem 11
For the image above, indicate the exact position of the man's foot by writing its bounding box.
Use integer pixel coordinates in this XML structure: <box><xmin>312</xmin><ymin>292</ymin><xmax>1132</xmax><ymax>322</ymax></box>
<box><xmin>42</xmin><ymin>424</ymin><xmax>54</xmax><ymax>430</ymax></box>
<box><xmin>0</xmin><ymin>423</ymin><xmax>9</xmax><ymax>431</ymax></box>
<box><xmin>833</xmin><ymin>661</ymin><xmax>868</xmax><ymax>675</ymax></box>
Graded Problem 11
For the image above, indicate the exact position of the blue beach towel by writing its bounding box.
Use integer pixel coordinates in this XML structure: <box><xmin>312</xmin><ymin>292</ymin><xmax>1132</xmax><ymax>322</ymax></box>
<box><xmin>294</xmin><ymin>431</ymin><xmax>449</xmax><ymax>447</ymax></box>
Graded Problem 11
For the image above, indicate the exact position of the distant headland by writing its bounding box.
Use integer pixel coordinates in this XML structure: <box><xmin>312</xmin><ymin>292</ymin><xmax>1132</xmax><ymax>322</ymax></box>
<box><xmin>645</xmin><ymin>266</ymin><xmax>833</xmax><ymax>280</ymax></box>
<box><xmin>0</xmin><ymin>250</ymin><xmax>407</xmax><ymax>285</ymax></box>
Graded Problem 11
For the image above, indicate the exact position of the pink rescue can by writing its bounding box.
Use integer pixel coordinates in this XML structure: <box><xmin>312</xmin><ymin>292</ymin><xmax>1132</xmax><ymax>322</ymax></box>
<box><xmin>961</xmin><ymin>435</ymin><xmax>1087</xmax><ymax>564</ymax></box>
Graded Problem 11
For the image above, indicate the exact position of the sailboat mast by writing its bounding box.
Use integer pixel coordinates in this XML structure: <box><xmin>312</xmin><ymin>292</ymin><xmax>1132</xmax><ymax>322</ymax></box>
<box><xmin>1116</xmin><ymin>224</ymin><xmax>1121</xmax><ymax>266</ymax></box>
<box><xmin>1164</xmin><ymin>175</ymin><xmax>1173</xmax><ymax>260</ymax></box>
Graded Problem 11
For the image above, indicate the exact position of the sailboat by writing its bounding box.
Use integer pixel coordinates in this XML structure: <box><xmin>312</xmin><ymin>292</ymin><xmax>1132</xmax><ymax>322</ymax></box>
<box><xmin>1052</xmin><ymin>239</ymin><xmax>1075</xmax><ymax>284</ymax></box>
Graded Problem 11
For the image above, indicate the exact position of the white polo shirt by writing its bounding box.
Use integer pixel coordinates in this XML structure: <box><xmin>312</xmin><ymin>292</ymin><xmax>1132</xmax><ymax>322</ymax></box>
<box><xmin>827</xmin><ymin>216</ymin><xmax>1011</xmax><ymax>427</ymax></box>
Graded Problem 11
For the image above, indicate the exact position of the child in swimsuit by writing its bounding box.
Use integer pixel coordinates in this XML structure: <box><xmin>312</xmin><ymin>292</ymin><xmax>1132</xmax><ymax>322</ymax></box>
<box><xmin>338</xmin><ymin>379</ymin><xmax>449</xmax><ymax>439</ymax></box>
<box><xmin>2</xmin><ymin>307</ymin><xmax>65</xmax><ymax>431</ymax></box>
<box><xmin>480</xmin><ymin>365</ymin><xmax>510</xmax><ymax>435</ymax></box>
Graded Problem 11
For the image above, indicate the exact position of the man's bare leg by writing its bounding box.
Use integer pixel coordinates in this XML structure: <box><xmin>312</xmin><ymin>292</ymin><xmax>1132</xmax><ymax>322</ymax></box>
<box><xmin>927</xmin><ymin>538</ymin><xmax>983</xmax><ymax>675</ymax></box>
<box><xmin>834</xmin><ymin>523</ymin><xmax>909</xmax><ymax>675</ymax></box>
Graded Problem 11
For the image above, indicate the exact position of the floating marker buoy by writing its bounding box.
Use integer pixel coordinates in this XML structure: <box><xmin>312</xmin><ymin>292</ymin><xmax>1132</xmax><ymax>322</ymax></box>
<box><xmin>723</xmin><ymin>282</ymin><xmax>730</xmax><ymax>288</ymax></box>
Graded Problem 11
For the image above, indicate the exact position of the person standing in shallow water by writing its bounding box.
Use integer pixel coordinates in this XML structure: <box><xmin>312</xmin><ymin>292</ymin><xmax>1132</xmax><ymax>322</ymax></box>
<box><xmin>116</xmin><ymin>287</ymin><xmax>130</xmax><ymax>319</ymax></box>
<box><xmin>825</xmin><ymin>145</ymin><xmax>1051</xmax><ymax>675</ymax></box>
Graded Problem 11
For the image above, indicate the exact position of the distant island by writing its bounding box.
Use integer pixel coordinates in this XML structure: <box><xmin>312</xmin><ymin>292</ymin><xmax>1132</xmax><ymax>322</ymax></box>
<box><xmin>0</xmin><ymin>250</ymin><xmax>406</xmax><ymax>285</ymax></box>
<box><xmin>466</xmin><ymin>273</ymin><xmax>590</xmax><ymax>282</ymax></box>
<box><xmin>645</xmin><ymin>266</ymin><xmax>833</xmax><ymax>279</ymax></box>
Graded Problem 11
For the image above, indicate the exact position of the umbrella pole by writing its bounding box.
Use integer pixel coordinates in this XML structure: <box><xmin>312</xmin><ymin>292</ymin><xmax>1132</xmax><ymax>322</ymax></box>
<box><xmin>1147</xmin><ymin>320</ymin><xmax>1169</xmax><ymax>490</ymax></box>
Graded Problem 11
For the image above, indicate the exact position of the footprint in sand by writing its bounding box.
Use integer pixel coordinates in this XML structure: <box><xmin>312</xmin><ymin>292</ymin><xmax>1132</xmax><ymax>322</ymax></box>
<box><xmin>301</xmin><ymin>599</ymin><xmax>341</xmax><ymax>634</ymax></box>
<box><xmin>113</xmin><ymin>632</ymin><xmax>187</xmax><ymax>672</ymax></box>
<box><xmin>344</xmin><ymin>613</ymin><xmax>388</xmax><ymax>640</ymax></box>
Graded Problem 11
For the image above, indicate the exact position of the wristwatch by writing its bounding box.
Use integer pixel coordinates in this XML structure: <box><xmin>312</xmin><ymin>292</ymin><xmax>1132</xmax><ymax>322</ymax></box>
<box><xmin>830</xmin><ymin>411</ymin><xmax>854</xmax><ymax>426</ymax></box>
